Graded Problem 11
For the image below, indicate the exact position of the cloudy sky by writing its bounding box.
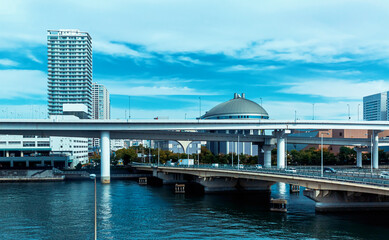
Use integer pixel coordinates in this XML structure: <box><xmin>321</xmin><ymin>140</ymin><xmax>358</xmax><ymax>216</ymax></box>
<box><xmin>1</xmin><ymin>0</ymin><xmax>389</xmax><ymax>120</ymax></box>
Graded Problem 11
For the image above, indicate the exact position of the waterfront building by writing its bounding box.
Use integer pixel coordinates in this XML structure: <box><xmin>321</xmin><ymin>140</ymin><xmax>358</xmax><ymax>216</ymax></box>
<box><xmin>47</xmin><ymin>29</ymin><xmax>93</xmax><ymax>117</ymax></box>
<box><xmin>363</xmin><ymin>92</ymin><xmax>387</xmax><ymax>121</ymax></box>
<box><xmin>201</xmin><ymin>93</ymin><xmax>268</xmax><ymax>156</ymax></box>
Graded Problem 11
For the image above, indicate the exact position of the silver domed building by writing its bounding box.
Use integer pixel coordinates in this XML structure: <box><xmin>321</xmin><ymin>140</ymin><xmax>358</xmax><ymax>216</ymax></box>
<box><xmin>201</xmin><ymin>93</ymin><xmax>269</xmax><ymax>120</ymax></box>
<box><xmin>201</xmin><ymin>93</ymin><xmax>268</xmax><ymax>156</ymax></box>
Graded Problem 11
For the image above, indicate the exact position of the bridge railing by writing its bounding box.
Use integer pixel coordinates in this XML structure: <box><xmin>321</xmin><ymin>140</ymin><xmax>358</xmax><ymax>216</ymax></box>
<box><xmin>134</xmin><ymin>162</ymin><xmax>389</xmax><ymax>188</ymax></box>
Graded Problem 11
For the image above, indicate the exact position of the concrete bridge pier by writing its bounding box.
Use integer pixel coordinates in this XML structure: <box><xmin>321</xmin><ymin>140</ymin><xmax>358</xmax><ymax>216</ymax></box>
<box><xmin>262</xmin><ymin>145</ymin><xmax>274</xmax><ymax>168</ymax></box>
<box><xmin>101</xmin><ymin>131</ymin><xmax>111</xmax><ymax>184</ymax></box>
<box><xmin>154</xmin><ymin>171</ymin><xmax>186</xmax><ymax>184</ymax></box>
<box><xmin>304</xmin><ymin>189</ymin><xmax>389</xmax><ymax>212</ymax></box>
<box><xmin>354</xmin><ymin>147</ymin><xmax>363</xmax><ymax>168</ymax></box>
<box><xmin>373</xmin><ymin>131</ymin><xmax>379</xmax><ymax>169</ymax></box>
<box><xmin>196</xmin><ymin>177</ymin><xmax>238</xmax><ymax>192</ymax></box>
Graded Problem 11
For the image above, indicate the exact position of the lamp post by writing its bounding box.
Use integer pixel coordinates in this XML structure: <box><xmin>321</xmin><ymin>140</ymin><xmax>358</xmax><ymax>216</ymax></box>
<box><xmin>321</xmin><ymin>132</ymin><xmax>329</xmax><ymax>177</ymax></box>
<box><xmin>370</xmin><ymin>132</ymin><xmax>373</xmax><ymax>174</ymax></box>
<box><xmin>237</xmin><ymin>135</ymin><xmax>240</xmax><ymax>169</ymax></box>
<box><xmin>157</xmin><ymin>142</ymin><xmax>160</xmax><ymax>167</ymax></box>
<box><xmin>231</xmin><ymin>142</ymin><xmax>234</xmax><ymax>167</ymax></box>
<box><xmin>89</xmin><ymin>174</ymin><xmax>97</xmax><ymax>240</ymax></box>
<box><xmin>347</xmin><ymin>104</ymin><xmax>350</xmax><ymax>120</ymax></box>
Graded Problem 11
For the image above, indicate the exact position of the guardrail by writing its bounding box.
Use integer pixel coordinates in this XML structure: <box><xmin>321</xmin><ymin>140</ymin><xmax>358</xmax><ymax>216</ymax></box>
<box><xmin>132</xmin><ymin>163</ymin><xmax>389</xmax><ymax>188</ymax></box>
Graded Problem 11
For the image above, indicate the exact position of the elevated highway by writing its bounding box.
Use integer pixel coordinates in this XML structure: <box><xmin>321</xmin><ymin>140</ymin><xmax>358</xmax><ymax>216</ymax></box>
<box><xmin>0</xmin><ymin>119</ymin><xmax>388</xmax><ymax>183</ymax></box>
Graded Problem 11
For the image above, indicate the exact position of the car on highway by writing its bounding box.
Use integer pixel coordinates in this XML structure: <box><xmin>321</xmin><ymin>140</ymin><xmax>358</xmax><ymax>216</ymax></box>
<box><xmin>255</xmin><ymin>164</ymin><xmax>263</xmax><ymax>169</ymax></box>
<box><xmin>323</xmin><ymin>167</ymin><xmax>336</xmax><ymax>173</ymax></box>
<box><xmin>285</xmin><ymin>168</ymin><xmax>297</xmax><ymax>173</ymax></box>
<box><xmin>379</xmin><ymin>171</ymin><xmax>389</xmax><ymax>179</ymax></box>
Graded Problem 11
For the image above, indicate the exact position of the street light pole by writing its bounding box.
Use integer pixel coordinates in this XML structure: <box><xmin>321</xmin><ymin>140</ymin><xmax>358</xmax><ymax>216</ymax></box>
<box><xmin>231</xmin><ymin>142</ymin><xmax>234</xmax><ymax>167</ymax></box>
<box><xmin>157</xmin><ymin>142</ymin><xmax>160</xmax><ymax>166</ymax></box>
<box><xmin>321</xmin><ymin>132</ymin><xmax>329</xmax><ymax>177</ymax></box>
<box><xmin>371</xmin><ymin>132</ymin><xmax>373</xmax><ymax>174</ymax></box>
<box><xmin>237</xmin><ymin>135</ymin><xmax>240</xmax><ymax>169</ymax></box>
<box><xmin>347</xmin><ymin>104</ymin><xmax>350</xmax><ymax>120</ymax></box>
<box><xmin>89</xmin><ymin>174</ymin><xmax>97</xmax><ymax>240</ymax></box>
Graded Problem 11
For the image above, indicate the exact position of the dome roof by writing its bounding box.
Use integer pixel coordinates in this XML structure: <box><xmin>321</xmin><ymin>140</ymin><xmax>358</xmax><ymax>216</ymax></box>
<box><xmin>201</xmin><ymin>93</ymin><xmax>269</xmax><ymax>119</ymax></box>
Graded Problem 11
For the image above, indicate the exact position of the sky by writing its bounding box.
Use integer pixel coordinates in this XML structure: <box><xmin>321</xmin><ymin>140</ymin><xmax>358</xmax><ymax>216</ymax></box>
<box><xmin>1</xmin><ymin>0</ymin><xmax>389</xmax><ymax>120</ymax></box>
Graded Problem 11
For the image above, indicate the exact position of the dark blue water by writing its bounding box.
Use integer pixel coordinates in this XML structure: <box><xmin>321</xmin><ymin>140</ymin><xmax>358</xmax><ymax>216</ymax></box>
<box><xmin>0</xmin><ymin>181</ymin><xmax>388</xmax><ymax>239</ymax></box>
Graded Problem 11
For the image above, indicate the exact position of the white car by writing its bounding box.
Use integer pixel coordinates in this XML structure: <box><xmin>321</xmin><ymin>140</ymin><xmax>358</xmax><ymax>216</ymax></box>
<box><xmin>285</xmin><ymin>168</ymin><xmax>297</xmax><ymax>173</ymax></box>
<box><xmin>255</xmin><ymin>164</ymin><xmax>263</xmax><ymax>169</ymax></box>
<box><xmin>379</xmin><ymin>171</ymin><xmax>389</xmax><ymax>179</ymax></box>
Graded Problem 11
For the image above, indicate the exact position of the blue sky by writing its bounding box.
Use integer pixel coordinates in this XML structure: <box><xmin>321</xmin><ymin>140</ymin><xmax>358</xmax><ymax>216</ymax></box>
<box><xmin>1</xmin><ymin>0</ymin><xmax>389</xmax><ymax>120</ymax></box>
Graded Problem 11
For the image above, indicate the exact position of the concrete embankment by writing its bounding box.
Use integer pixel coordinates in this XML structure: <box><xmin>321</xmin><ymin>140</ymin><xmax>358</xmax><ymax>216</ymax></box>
<box><xmin>0</xmin><ymin>170</ymin><xmax>65</xmax><ymax>182</ymax></box>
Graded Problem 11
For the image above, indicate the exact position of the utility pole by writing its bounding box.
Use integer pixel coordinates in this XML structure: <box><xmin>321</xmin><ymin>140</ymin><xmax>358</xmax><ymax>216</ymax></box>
<box><xmin>128</xmin><ymin>96</ymin><xmax>131</xmax><ymax>119</ymax></box>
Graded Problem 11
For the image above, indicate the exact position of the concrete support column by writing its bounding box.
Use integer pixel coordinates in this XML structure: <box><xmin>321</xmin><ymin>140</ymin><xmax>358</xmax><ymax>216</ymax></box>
<box><xmin>262</xmin><ymin>145</ymin><xmax>274</xmax><ymax>168</ymax></box>
<box><xmin>354</xmin><ymin>147</ymin><xmax>363</xmax><ymax>168</ymax></box>
<box><xmin>373</xmin><ymin>131</ymin><xmax>379</xmax><ymax>169</ymax></box>
<box><xmin>26</xmin><ymin>160</ymin><xmax>29</xmax><ymax>168</ymax></box>
<box><xmin>51</xmin><ymin>160</ymin><xmax>54</xmax><ymax>167</ymax></box>
<box><xmin>277</xmin><ymin>137</ymin><xmax>285</xmax><ymax>169</ymax></box>
<box><xmin>101</xmin><ymin>131</ymin><xmax>111</xmax><ymax>184</ymax></box>
<box><xmin>10</xmin><ymin>160</ymin><xmax>13</xmax><ymax>168</ymax></box>
<box><xmin>274</xmin><ymin>130</ymin><xmax>290</xmax><ymax>169</ymax></box>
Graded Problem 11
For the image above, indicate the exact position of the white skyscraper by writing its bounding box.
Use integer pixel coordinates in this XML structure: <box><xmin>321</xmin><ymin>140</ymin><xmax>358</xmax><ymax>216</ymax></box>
<box><xmin>92</xmin><ymin>83</ymin><xmax>110</xmax><ymax>120</ymax></box>
<box><xmin>47</xmin><ymin>29</ymin><xmax>93</xmax><ymax>117</ymax></box>
<box><xmin>363</xmin><ymin>92</ymin><xmax>387</xmax><ymax>121</ymax></box>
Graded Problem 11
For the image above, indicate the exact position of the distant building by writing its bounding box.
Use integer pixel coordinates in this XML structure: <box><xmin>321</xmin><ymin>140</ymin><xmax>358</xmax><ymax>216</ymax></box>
<box><xmin>47</xmin><ymin>29</ymin><xmax>93</xmax><ymax>117</ymax></box>
<box><xmin>91</xmin><ymin>83</ymin><xmax>110</xmax><ymax>149</ymax></box>
<box><xmin>201</xmin><ymin>93</ymin><xmax>268</xmax><ymax>156</ymax></box>
<box><xmin>92</xmin><ymin>83</ymin><xmax>110</xmax><ymax>120</ymax></box>
<box><xmin>363</xmin><ymin>92</ymin><xmax>387</xmax><ymax>121</ymax></box>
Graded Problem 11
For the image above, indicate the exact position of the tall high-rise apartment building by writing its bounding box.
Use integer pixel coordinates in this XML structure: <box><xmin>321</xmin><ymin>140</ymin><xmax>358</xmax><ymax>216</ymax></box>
<box><xmin>92</xmin><ymin>83</ymin><xmax>110</xmax><ymax>120</ymax></box>
<box><xmin>47</xmin><ymin>29</ymin><xmax>93</xmax><ymax>118</ymax></box>
<box><xmin>363</xmin><ymin>92</ymin><xmax>387</xmax><ymax>121</ymax></box>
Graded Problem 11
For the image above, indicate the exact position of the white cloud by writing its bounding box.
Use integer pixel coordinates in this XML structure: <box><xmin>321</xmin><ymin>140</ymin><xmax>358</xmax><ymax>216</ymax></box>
<box><xmin>0</xmin><ymin>104</ymin><xmax>47</xmax><ymax>119</ymax></box>
<box><xmin>219</xmin><ymin>64</ymin><xmax>281</xmax><ymax>72</ymax></box>
<box><xmin>260</xmin><ymin>100</ymin><xmax>363</xmax><ymax>121</ymax></box>
<box><xmin>0</xmin><ymin>59</ymin><xmax>18</xmax><ymax>66</ymax></box>
<box><xmin>93</xmin><ymin>41</ymin><xmax>152</xmax><ymax>58</ymax></box>
<box><xmin>105</xmin><ymin>85</ymin><xmax>211</xmax><ymax>96</ymax></box>
<box><xmin>1</xmin><ymin>1</ymin><xmax>389</xmax><ymax>62</ymax></box>
<box><xmin>96</xmin><ymin>77</ymin><xmax>215</xmax><ymax>96</ymax></box>
<box><xmin>176</xmin><ymin>56</ymin><xmax>210</xmax><ymax>65</ymax></box>
<box><xmin>0</xmin><ymin>70</ymin><xmax>46</xmax><ymax>99</ymax></box>
<box><xmin>277</xmin><ymin>79</ymin><xmax>389</xmax><ymax>100</ymax></box>
<box><xmin>26</xmin><ymin>52</ymin><xmax>42</xmax><ymax>63</ymax></box>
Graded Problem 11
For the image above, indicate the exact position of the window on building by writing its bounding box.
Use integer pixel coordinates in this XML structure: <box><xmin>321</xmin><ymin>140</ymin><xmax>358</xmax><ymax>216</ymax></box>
<box><xmin>23</xmin><ymin>141</ymin><xmax>36</xmax><ymax>147</ymax></box>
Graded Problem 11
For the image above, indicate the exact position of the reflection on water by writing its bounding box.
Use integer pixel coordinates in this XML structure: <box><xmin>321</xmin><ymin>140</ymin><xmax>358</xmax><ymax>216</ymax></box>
<box><xmin>99</xmin><ymin>184</ymin><xmax>113</xmax><ymax>239</ymax></box>
<box><xmin>0</xmin><ymin>181</ymin><xmax>388</xmax><ymax>239</ymax></box>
